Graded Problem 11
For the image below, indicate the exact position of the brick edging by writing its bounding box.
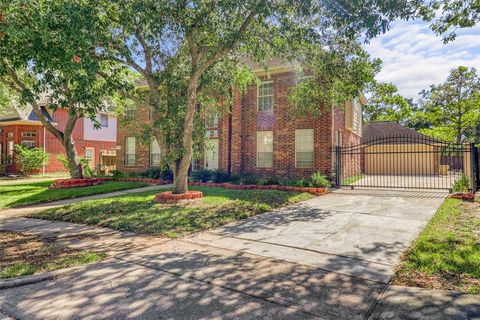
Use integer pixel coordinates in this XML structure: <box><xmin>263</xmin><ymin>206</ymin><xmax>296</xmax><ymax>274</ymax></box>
<box><xmin>188</xmin><ymin>181</ymin><xmax>329</xmax><ymax>196</ymax></box>
<box><xmin>50</xmin><ymin>177</ymin><xmax>172</xmax><ymax>189</ymax></box>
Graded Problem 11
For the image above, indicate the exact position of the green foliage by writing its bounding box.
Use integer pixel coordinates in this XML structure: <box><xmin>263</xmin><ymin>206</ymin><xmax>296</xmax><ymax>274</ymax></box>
<box><xmin>363</xmin><ymin>82</ymin><xmax>412</xmax><ymax>123</ymax></box>
<box><xmin>0</xmin><ymin>155</ymin><xmax>11</xmax><ymax>176</ymax></box>
<box><xmin>14</xmin><ymin>145</ymin><xmax>49</xmax><ymax>176</ymax></box>
<box><xmin>415</xmin><ymin>66</ymin><xmax>480</xmax><ymax>143</ymax></box>
<box><xmin>139</xmin><ymin>167</ymin><xmax>173</xmax><ymax>180</ymax></box>
<box><xmin>240</xmin><ymin>175</ymin><xmax>260</xmax><ymax>185</ymax></box>
<box><xmin>57</xmin><ymin>154</ymin><xmax>94</xmax><ymax>177</ymax></box>
<box><xmin>190</xmin><ymin>169</ymin><xmax>212</xmax><ymax>183</ymax></box>
<box><xmin>452</xmin><ymin>174</ymin><xmax>471</xmax><ymax>193</ymax></box>
<box><xmin>210</xmin><ymin>170</ymin><xmax>231</xmax><ymax>183</ymax></box>
<box><xmin>289</xmin><ymin>39</ymin><xmax>380</xmax><ymax>117</ymax></box>
<box><xmin>310</xmin><ymin>172</ymin><xmax>330</xmax><ymax>188</ymax></box>
<box><xmin>418</xmin><ymin>1</ymin><xmax>480</xmax><ymax>42</ymax></box>
<box><xmin>110</xmin><ymin>170</ymin><xmax>125</xmax><ymax>178</ymax></box>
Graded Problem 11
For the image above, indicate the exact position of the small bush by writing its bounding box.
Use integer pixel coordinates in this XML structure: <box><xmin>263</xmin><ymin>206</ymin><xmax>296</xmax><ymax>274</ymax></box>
<box><xmin>139</xmin><ymin>167</ymin><xmax>172</xmax><ymax>180</ymax></box>
<box><xmin>240</xmin><ymin>174</ymin><xmax>260</xmax><ymax>185</ymax></box>
<box><xmin>211</xmin><ymin>170</ymin><xmax>231</xmax><ymax>183</ymax></box>
<box><xmin>15</xmin><ymin>145</ymin><xmax>49</xmax><ymax>176</ymax></box>
<box><xmin>310</xmin><ymin>172</ymin><xmax>330</xmax><ymax>188</ymax></box>
<box><xmin>110</xmin><ymin>170</ymin><xmax>125</xmax><ymax>178</ymax></box>
<box><xmin>229</xmin><ymin>174</ymin><xmax>241</xmax><ymax>184</ymax></box>
<box><xmin>191</xmin><ymin>169</ymin><xmax>212</xmax><ymax>182</ymax></box>
<box><xmin>57</xmin><ymin>154</ymin><xmax>94</xmax><ymax>177</ymax></box>
<box><xmin>452</xmin><ymin>174</ymin><xmax>470</xmax><ymax>193</ymax></box>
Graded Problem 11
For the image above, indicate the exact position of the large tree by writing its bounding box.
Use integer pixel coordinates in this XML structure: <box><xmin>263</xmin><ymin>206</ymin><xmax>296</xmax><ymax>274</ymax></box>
<box><xmin>363</xmin><ymin>82</ymin><xmax>412</xmax><ymax>123</ymax></box>
<box><xmin>417</xmin><ymin>66</ymin><xmax>480</xmax><ymax>143</ymax></box>
<box><xmin>95</xmin><ymin>0</ymin><xmax>417</xmax><ymax>194</ymax></box>
<box><xmin>0</xmin><ymin>0</ymin><xmax>129</xmax><ymax>178</ymax></box>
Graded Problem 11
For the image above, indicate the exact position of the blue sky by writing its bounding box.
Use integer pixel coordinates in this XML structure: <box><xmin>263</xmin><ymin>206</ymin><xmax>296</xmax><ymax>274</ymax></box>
<box><xmin>364</xmin><ymin>20</ymin><xmax>480</xmax><ymax>99</ymax></box>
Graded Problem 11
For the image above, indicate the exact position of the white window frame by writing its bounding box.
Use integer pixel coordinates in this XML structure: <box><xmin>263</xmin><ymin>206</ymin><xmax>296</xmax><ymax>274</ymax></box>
<box><xmin>205</xmin><ymin>110</ymin><xmax>219</xmax><ymax>128</ymax></box>
<box><xmin>21</xmin><ymin>132</ymin><xmax>36</xmax><ymax>137</ymax></box>
<box><xmin>100</xmin><ymin>114</ymin><xmax>109</xmax><ymax>128</ymax></box>
<box><xmin>125</xmin><ymin>137</ymin><xmax>136</xmax><ymax>166</ymax></box>
<box><xmin>7</xmin><ymin>140</ymin><xmax>14</xmax><ymax>164</ymax></box>
<box><xmin>150</xmin><ymin>138</ymin><xmax>161</xmax><ymax>166</ymax></box>
<box><xmin>21</xmin><ymin>140</ymin><xmax>36</xmax><ymax>148</ymax></box>
<box><xmin>256</xmin><ymin>131</ymin><xmax>273</xmax><ymax>168</ymax></box>
<box><xmin>257</xmin><ymin>81</ymin><xmax>274</xmax><ymax>112</ymax></box>
<box><xmin>191</xmin><ymin>158</ymin><xmax>200</xmax><ymax>172</ymax></box>
<box><xmin>295</xmin><ymin>129</ymin><xmax>314</xmax><ymax>168</ymax></box>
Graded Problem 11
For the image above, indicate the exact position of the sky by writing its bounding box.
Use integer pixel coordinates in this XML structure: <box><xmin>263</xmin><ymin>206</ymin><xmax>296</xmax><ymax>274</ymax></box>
<box><xmin>364</xmin><ymin>19</ymin><xmax>480</xmax><ymax>100</ymax></box>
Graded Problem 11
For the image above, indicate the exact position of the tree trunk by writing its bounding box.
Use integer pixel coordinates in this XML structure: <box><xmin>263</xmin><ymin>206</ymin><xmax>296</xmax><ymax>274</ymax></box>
<box><xmin>171</xmin><ymin>74</ymin><xmax>200</xmax><ymax>194</ymax></box>
<box><xmin>63</xmin><ymin>134</ymin><xmax>83</xmax><ymax>179</ymax></box>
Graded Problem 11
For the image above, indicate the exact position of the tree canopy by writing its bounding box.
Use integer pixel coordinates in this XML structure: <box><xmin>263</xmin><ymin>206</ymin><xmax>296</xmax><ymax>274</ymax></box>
<box><xmin>363</xmin><ymin>82</ymin><xmax>412</xmax><ymax>124</ymax></box>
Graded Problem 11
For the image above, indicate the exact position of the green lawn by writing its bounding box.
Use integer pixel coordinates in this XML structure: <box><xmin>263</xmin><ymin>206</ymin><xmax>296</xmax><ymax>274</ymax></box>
<box><xmin>392</xmin><ymin>198</ymin><xmax>480</xmax><ymax>293</ymax></box>
<box><xmin>32</xmin><ymin>186</ymin><xmax>314</xmax><ymax>238</ymax></box>
<box><xmin>0</xmin><ymin>180</ymin><xmax>149</xmax><ymax>209</ymax></box>
<box><xmin>342</xmin><ymin>174</ymin><xmax>364</xmax><ymax>186</ymax></box>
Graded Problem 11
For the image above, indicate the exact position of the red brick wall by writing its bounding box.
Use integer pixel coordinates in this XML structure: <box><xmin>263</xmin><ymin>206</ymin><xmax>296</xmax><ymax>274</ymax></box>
<box><xmin>116</xmin><ymin>105</ymin><xmax>152</xmax><ymax>173</ymax></box>
<box><xmin>0</xmin><ymin>109</ymin><xmax>115</xmax><ymax>174</ymax></box>
<box><xmin>230</xmin><ymin>71</ymin><xmax>335</xmax><ymax>179</ymax></box>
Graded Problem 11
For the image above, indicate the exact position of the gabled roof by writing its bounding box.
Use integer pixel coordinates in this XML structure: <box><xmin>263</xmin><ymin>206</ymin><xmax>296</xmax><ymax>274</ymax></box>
<box><xmin>361</xmin><ymin>121</ymin><xmax>431</xmax><ymax>143</ymax></box>
<box><xmin>0</xmin><ymin>105</ymin><xmax>53</xmax><ymax>124</ymax></box>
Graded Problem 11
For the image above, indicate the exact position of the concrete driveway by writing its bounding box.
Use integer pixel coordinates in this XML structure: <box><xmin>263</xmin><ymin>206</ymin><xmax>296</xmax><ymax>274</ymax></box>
<box><xmin>0</xmin><ymin>188</ymin><xmax>452</xmax><ymax>319</ymax></box>
<box><xmin>186</xmin><ymin>188</ymin><xmax>446</xmax><ymax>284</ymax></box>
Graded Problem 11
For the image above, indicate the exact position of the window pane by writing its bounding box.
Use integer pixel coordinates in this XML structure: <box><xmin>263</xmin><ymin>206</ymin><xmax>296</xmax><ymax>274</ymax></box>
<box><xmin>125</xmin><ymin>137</ymin><xmax>136</xmax><ymax>165</ymax></box>
<box><xmin>258</xmin><ymin>82</ymin><xmax>273</xmax><ymax>111</ymax></box>
<box><xmin>205</xmin><ymin>110</ymin><xmax>219</xmax><ymax>128</ymax></box>
<box><xmin>257</xmin><ymin>131</ymin><xmax>273</xmax><ymax>167</ymax></box>
<box><xmin>100</xmin><ymin>114</ymin><xmax>108</xmax><ymax>127</ymax></box>
<box><xmin>150</xmin><ymin>138</ymin><xmax>161</xmax><ymax>166</ymax></box>
<box><xmin>295</xmin><ymin>129</ymin><xmax>314</xmax><ymax>168</ymax></box>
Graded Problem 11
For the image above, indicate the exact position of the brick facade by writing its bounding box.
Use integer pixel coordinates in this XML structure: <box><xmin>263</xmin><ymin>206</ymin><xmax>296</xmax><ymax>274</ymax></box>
<box><xmin>116</xmin><ymin>70</ymin><xmax>362</xmax><ymax>179</ymax></box>
<box><xmin>0</xmin><ymin>109</ymin><xmax>116</xmax><ymax>174</ymax></box>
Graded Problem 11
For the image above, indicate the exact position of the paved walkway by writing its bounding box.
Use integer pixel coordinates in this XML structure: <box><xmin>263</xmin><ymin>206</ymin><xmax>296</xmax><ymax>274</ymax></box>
<box><xmin>1</xmin><ymin>189</ymin><xmax>479</xmax><ymax>319</ymax></box>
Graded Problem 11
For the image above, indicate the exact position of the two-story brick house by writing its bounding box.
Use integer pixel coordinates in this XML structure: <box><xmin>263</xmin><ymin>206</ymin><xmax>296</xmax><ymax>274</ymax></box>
<box><xmin>116</xmin><ymin>62</ymin><xmax>364</xmax><ymax>179</ymax></box>
<box><xmin>0</xmin><ymin>105</ymin><xmax>117</xmax><ymax>175</ymax></box>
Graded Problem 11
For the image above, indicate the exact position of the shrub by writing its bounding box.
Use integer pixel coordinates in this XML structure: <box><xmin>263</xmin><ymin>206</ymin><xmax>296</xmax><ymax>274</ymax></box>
<box><xmin>452</xmin><ymin>174</ymin><xmax>471</xmax><ymax>193</ymax></box>
<box><xmin>310</xmin><ymin>172</ymin><xmax>330</xmax><ymax>188</ymax></box>
<box><xmin>110</xmin><ymin>170</ymin><xmax>125</xmax><ymax>178</ymax></box>
<box><xmin>211</xmin><ymin>170</ymin><xmax>231</xmax><ymax>183</ymax></box>
<box><xmin>240</xmin><ymin>174</ymin><xmax>260</xmax><ymax>185</ymax></box>
<box><xmin>0</xmin><ymin>155</ymin><xmax>11</xmax><ymax>176</ymax></box>
<box><xmin>139</xmin><ymin>167</ymin><xmax>172</xmax><ymax>180</ymax></box>
<box><xmin>191</xmin><ymin>169</ymin><xmax>212</xmax><ymax>182</ymax></box>
<box><xmin>57</xmin><ymin>154</ymin><xmax>94</xmax><ymax>177</ymax></box>
<box><xmin>14</xmin><ymin>145</ymin><xmax>49</xmax><ymax>176</ymax></box>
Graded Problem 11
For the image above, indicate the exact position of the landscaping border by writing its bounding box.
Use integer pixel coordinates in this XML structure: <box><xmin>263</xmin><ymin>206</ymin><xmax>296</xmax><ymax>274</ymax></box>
<box><xmin>50</xmin><ymin>177</ymin><xmax>172</xmax><ymax>189</ymax></box>
<box><xmin>188</xmin><ymin>181</ymin><xmax>329</xmax><ymax>196</ymax></box>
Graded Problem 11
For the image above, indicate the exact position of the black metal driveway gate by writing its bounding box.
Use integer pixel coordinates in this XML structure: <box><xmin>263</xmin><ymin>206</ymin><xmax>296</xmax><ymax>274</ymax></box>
<box><xmin>334</xmin><ymin>135</ymin><xmax>478</xmax><ymax>192</ymax></box>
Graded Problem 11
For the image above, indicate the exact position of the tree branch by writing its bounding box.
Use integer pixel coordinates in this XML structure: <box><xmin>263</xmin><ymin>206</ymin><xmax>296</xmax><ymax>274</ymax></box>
<box><xmin>135</xmin><ymin>30</ymin><xmax>153</xmax><ymax>74</ymax></box>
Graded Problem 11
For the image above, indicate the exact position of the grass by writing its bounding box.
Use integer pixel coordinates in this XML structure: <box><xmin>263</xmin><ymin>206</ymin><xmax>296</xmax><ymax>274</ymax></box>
<box><xmin>32</xmin><ymin>186</ymin><xmax>314</xmax><ymax>238</ymax></box>
<box><xmin>0</xmin><ymin>231</ymin><xmax>105</xmax><ymax>279</ymax></box>
<box><xmin>392</xmin><ymin>198</ymin><xmax>480</xmax><ymax>293</ymax></box>
<box><xmin>342</xmin><ymin>174</ymin><xmax>364</xmax><ymax>186</ymax></box>
<box><xmin>0</xmin><ymin>180</ymin><xmax>149</xmax><ymax>209</ymax></box>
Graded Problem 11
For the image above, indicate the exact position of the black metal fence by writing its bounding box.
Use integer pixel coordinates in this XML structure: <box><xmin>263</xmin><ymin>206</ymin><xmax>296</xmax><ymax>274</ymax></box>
<box><xmin>334</xmin><ymin>135</ymin><xmax>478</xmax><ymax>192</ymax></box>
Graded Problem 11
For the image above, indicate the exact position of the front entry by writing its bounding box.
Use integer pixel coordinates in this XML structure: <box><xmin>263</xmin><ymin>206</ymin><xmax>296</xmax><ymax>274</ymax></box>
<box><xmin>204</xmin><ymin>139</ymin><xmax>219</xmax><ymax>170</ymax></box>
<box><xmin>84</xmin><ymin>147</ymin><xmax>95</xmax><ymax>170</ymax></box>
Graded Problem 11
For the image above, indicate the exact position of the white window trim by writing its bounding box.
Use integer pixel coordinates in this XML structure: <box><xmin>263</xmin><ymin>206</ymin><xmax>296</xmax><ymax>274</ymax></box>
<box><xmin>150</xmin><ymin>138</ymin><xmax>161</xmax><ymax>166</ymax></box>
<box><xmin>257</xmin><ymin>80</ymin><xmax>274</xmax><ymax>112</ymax></box>
<box><xmin>295</xmin><ymin>129</ymin><xmax>314</xmax><ymax>168</ymax></box>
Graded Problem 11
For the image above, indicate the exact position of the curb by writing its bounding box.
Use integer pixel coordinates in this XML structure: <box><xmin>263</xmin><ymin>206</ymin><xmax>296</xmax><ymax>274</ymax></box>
<box><xmin>0</xmin><ymin>264</ymin><xmax>91</xmax><ymax>290</ymax></box>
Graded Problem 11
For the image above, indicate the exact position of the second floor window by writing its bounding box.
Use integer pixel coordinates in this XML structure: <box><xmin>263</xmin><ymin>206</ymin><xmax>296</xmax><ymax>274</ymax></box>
<box><xmin>100</xmin><ymin>114</ymin><xmax>108</xmax><ymax>127</ymax></box>
<box><xmin>258</xmin><ymin>81</ymin><xmax>273</xmax><ymax>111</ymax></box>
<box><xmin>125</xmin><ymin>107</ymin><xmax>136</xmax><ymax>120</ymax></box>
<box><xmin>256</xmin><ymin>131</ymin><xmax>273</xmax><ymax>168</ymax></box>
<box><xmin>125</xmin><ymin>137</ymin><xmax>136</xmax><ymax>166</ymax></box>
<box><xmin>150</xmin><ymin>138</ymin><xmax>161</xmax><ymax>166</ymax></box>
<box><xmin>205</xmin><ymin>110</ymin><xmax>219</xmax><ymax>128</ymax></box>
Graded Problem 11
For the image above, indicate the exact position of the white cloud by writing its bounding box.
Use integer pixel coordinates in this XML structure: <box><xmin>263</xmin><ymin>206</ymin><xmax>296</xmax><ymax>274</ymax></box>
<box><xmin>364</xmin><ymin>20</ymin><xmax>480</xmax><ymax>99</ymax></box>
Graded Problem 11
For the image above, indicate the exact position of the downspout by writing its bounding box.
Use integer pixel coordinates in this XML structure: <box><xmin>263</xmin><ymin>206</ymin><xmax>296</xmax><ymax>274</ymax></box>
<box><xmin>42</xmin><ymin>126</ymin><xmax>46</xmax><ymax>174</ymax></box>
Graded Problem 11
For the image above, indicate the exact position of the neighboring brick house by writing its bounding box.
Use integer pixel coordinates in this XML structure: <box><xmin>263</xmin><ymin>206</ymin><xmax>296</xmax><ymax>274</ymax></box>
<box><xmin>0</xmin><ymin>105</ymin><xmax>117</xmax><ymax>175</ymax></box>
<box><xmin>116</xmin><ymin>62</ymin><xmax>364</xmax><ymax>179</ymax></box>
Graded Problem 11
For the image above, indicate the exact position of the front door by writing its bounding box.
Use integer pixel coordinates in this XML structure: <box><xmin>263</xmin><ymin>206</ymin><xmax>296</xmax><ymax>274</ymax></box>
<box><xmin>84</xmin><ymin>147</ymin><xmax>95</xmax><ymax>170</ymax></box>
<box><xmin>204</xmin><ymin>139</ymin><xmax>219</xmax><ymax>170</ymax></box>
